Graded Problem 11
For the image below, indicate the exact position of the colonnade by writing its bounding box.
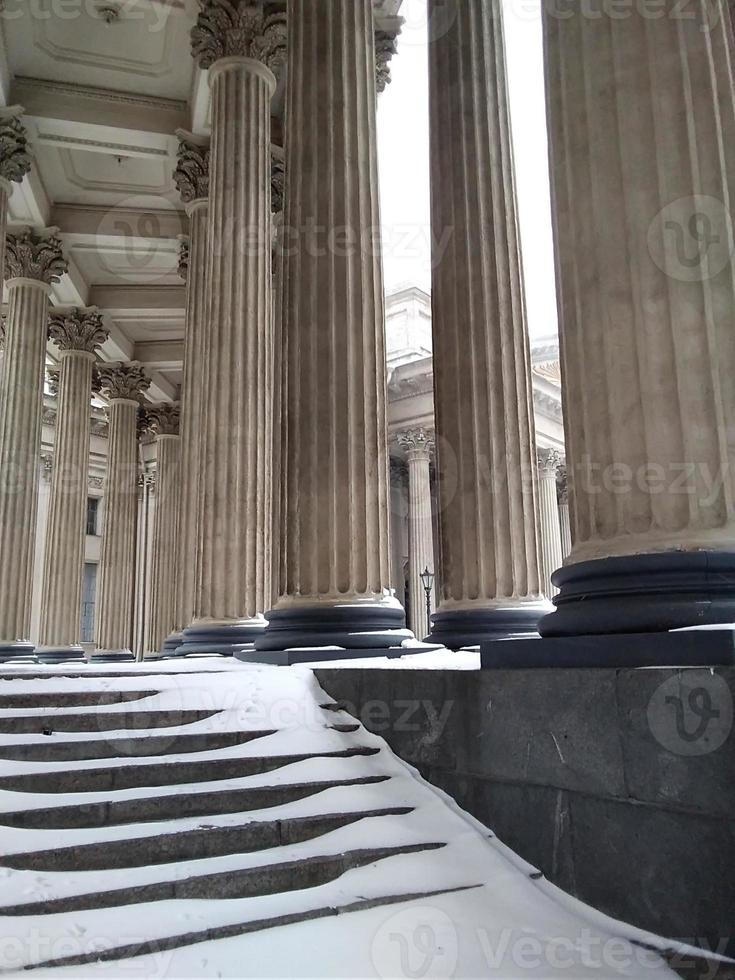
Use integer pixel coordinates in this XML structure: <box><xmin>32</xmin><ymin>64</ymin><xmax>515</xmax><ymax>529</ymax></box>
<box><xmin>1</xmin><ymin>0</ymin><xmax>734</xmax><ymax>665</ymax></box>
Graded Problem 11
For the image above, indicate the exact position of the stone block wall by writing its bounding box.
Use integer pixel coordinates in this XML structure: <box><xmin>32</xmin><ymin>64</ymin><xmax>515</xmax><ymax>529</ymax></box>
<box><xmin>314</xmin><ymin>666</ymin><xmax>734</xmax><ymax>957</ymax></box>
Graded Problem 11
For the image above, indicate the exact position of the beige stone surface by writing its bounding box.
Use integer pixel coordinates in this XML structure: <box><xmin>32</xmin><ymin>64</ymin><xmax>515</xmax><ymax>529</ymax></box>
<box><xmin>428</xmin><ymin>0</ymin><xmax>541</xmax><ymax>611</ymax></box>
<box><xmin>191</xmin><ymin>2</ymin><xmax>285</xmax><ymax>630</ymax></box>
<box><xmin>0</xmin><ymin>230</ymin><xmax>66</xmax><ymax>646</ymax></box>
<box><xmin>146</xmin><ymin>405</ymin><xmax>181</xmax><ymax>653</ymax></box>
<box><xmin>545</xmin><ymin>0</ymin><xmax>735</xmax><ymax>564</ymax></box>
<box><xmin>95</xmin><ymin>364</ymin><xmax>150</xmax><ymax>655</ymax></box>
<box><xmin>38</xmin><ymin>309</ymin><xmax>108</xmax><ymax>649</ymax></box>
<box><xmin>275</xmin><ymin>0</ymin><xmax>394</xmax><ymax>609</ymax></box>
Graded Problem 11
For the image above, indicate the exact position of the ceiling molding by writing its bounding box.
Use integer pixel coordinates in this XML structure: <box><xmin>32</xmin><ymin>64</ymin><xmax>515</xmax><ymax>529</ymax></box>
<box><xmin>89</xmin><ymin>282</ymin><xmax>185</xmax><ymax>311</ymax></box>
<box><xmin>12</xmin><ymin>76</ymin><xmax>189</xmax><ymax>135</ymax></box>
<box><xmin>52</xmin><ymin>202</ymin><xmax>187</xmax><ymax>239</ymax></box>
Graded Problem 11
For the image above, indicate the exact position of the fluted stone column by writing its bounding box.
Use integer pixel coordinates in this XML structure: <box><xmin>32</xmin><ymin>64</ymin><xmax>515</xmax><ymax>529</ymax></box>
<box><xmin>558</xmin><ymin>466</ymin><xmax>572</xmax><ymax>561</ymax></box>
<box><xmin>37</xmin><ymin>309</ymin><xmax>108</xmax><ymax>662</ymax></box>
<box><xmin>145</xmin><ymin>404</ymin><xmax>181</xmax><ymax>657</ymax></box>
<box><xmin>169</xmin><ymin>133</ymin><xmax>209</xmax><ymax>653</ymax></box>
<box><xmin>0</xmin><ymin>230</ymin><xmax>66</xmax><ymax>658</ymax></box>
<box><xmin>537</xmin><ymin>449</ymin><xmax>564</xmax><ymax>601</ymax></box>
<box><xmin>0</xmin><ymin>109</ymin><xmax>32</xmax><ymax>310</ymax></box>
<box><xmin>258</xmin><ymin>0</ymin><xmax>414</xmax><ymax>657</ymax></box>
<box><xmin>94</xmin><ymin>364</ymin><xmax>150</xmax><ymax>661</ymax></box>
<box><xmin>541</xmin><ymin>0</ymin><xmax>735</xmax><ymax>642</ymax></box>
<box><xmin>426</xmin><ymin>0</ymin><xmax>546</xmax><ymax>650</ymax></box>
<box><xmin>179</xmin><ymin>1</ymin><xmax>285</xmax><ymax>657</ymax></box>
<box><xmin>399</xmin><ymin>429</ymin><xmax>435</xmax><ymax>638</ymax></box>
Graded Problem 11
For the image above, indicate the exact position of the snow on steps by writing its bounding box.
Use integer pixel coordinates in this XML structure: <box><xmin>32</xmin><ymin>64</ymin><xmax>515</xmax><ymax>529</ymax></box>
<box><xmin>0</xmin><ymin>659</ymin><xmax>711</xmax><ymax>977</ymax></box>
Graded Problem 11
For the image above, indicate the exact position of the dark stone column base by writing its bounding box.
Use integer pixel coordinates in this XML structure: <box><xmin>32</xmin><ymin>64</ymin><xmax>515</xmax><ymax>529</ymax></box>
<box><xmin>540</xmin><ymin>551</ymin><xmax>735</xmax><ymax>637</ymax></box>
<box><xmin>36</xmin><ymin>646</ymin><xmax>86</xmax><ymax>665</ymax></box>
<box><xmin>424</xmin><ymin>602</ymin><xmax>549</xmax><ymax>651</ymax></box>
<box><xmin>254</xmin><ymin>603</ymin><xmax>414</xmax><ymax>654</ymax></box>
<box><xmin>0</xmin><ymin>641</ymin><xmax>36</xmax><ymax>662</ymax></box>
<box><xmin>160</xmin><ymin>631</ymin><xmax>183</xmax><ymax>657</ymax></box>
<box><xmin>482</xmin><ymin>628</ymin><xmax>735</xmax><ymax>669</ymax></box>
<box><xmin>175</xmin><ymin>621</ymin><xmax>267</xmax><ymax>658</ymax></box>
<box><xmin>90</xmin><ymin>650</ymin><xmax>136</xmax><ymax>663</ymax></box>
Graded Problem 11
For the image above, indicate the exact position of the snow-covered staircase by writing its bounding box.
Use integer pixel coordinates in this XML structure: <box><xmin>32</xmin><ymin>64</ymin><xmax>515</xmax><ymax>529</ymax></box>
<box><xmin>0</xmin><ymin>660</ymin><xmax>703</xmax><ymax>977</ymax></box>
<box><xmin>0</xmin><ymin>662</ymin><xmax>475</xmax><ymax>972</ymax></box>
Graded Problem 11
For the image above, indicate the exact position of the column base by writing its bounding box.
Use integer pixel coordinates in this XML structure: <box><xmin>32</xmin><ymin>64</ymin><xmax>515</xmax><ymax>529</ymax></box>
<box><xmin>0</xmin><ymin>640</ymin><xmax>36</xmax><ymax>662</ymax></box>
<box><xmin>255</xmin><ymin>602</ymin><xmax>414</xmax><ymax>655</ymax></box>
<box><xmin>175</xmin><ymin>619</ymin><xmax>267</xmax><ymax>658</ymax></box>
<box><xmin>540</xmin><ymin>551</ymin><xmax>735</xmax><ymax>637</ymax></box>
<box><xmin>90</xmin><ymin>650</ymin><xmax>136</xmax><ymax>663</ymax></box>
<box><xmin>35</xmin><ymin>645</ymin><xmax>86</xmax><ymax>665</ymax></box>
<box><xmin>481</xmin><ymin>628</ymin><xmax>735</xmax><ymax>669</ymax></box>
<box><xmin>424</xmin><ymin>601</ymin><xmax>550</xmax><ymax>651</ymax></box>
<box><xmin>159</xmin><ymin>631</ymin><xmax>184</xmax><ymax>658</ymax></box>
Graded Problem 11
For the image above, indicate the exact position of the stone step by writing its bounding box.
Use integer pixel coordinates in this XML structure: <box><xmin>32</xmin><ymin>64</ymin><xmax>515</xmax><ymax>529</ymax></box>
<box><xmin>0</xmin><ymin>690</ymin><xmax>157</xmax><ymax>710</ymax></box>
<box><xmin>25</xmin><ymin>886</ymin><xmax>478</xmax><ymax>972</ymax></box>
<box><xmin>0</xmin><ymin>843</ymin><xmax>445</xmax><ymax>916</ymax></box>
<box><xmin>0</xmin><ymin>775</ymin><xmax>392</xmax><ymax>829</ymax></box>
<box><xmin>0</xmin><ymin>747</ymin><xmax>381</xmax><ymax>794</ymax></box>
<box><xmin>0</xmin><ymin>708</ymin><xmax>218</xmax><ymax>734</ymax></box>
<box><xmin>2</xmin><ymin>807</ymin><xmax>415</xmax><ymax>871</ymax></box>
<box><xmin>0</xmin><ymin>729</ymin><xmax>277</xmax><ymax>763</ymax></box>
<box><xmin>0</xmin><ymin>670</ymin><xmax>225</xmax><ymax>681</ymax></box>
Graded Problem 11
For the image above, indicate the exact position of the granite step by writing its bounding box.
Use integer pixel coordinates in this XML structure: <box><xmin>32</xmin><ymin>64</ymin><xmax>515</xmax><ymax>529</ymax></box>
<box><xmin>0</xmin><ymin>708</ymin><xmax>218</xmax><ymax>735</ymax></box>
<box><xmin>2</xmin><ymin>807</ymin><xmax>415</xmax><ymax>871</ymax></box>
<box><xmin>0</xmin><ymin>747</ymin><xmax>381</xmax><ymax>794</ymax></box>
<box><xmin>0</xmin><ymin>775</ymin><xmax>392</xmax><ymax>829</ymax></box>
<box><xmin>0</xmin><ymin>690</ymin><xmax>157</xmax><ymax>710</ymax></box>
<box><xmin>0</xmin><ymin>843</ymin><xmax>445</xmax><ymax>916</ymax></box>
<box><xmin>23</xmin><ymin>886</ymin><xmax>478</xmax><ymax>972</ymax></box>
<box><xmin>0</xmin><ymin>729</ymin><xmax>276</xmax><ymax>763</ymax></box>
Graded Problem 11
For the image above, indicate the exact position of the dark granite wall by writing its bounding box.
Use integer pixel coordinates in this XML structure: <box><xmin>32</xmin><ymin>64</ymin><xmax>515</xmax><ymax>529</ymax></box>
<box><xmin>314</xmin><ymin>666</ymin><xmax>735</xmax><ymax>958</ymax></box>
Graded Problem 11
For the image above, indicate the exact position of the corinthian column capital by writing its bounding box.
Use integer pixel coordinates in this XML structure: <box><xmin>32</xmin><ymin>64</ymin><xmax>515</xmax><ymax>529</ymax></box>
<box><xmin>4</xmin><ymin>228</ymin><xmax>67</xmax><ymax>285</ymax></box>
<box><xmin>398</xmin><ymin>427</ymin><xmax>435</xmax><ymax>461</ymax></box>
<box><xmin>0</xmin><ymin>107</ymin><xmax>32</xmax><ymax>186</ymax></box>
<box><xmin>147</xmin><ymin>402</ymin><xmax>181</xmax><ymax>437</ymax></box>
<box><xmin>48</xmin><ymin>307</ymin><xmax>108</xmax><ymax>354</ymax></box>
<box><xmin>191</xmin><ymin>0</ymin><xmax>287</xmax><ymax>73</ymax></box>
<box><xmin>537</xmin><ymin>447</ymin><xmax>563</xmax><ymax>476</ymax></box>
<box><xmin>96</xmin><ymin>362</ymin><xmax>150</xmax><ymax>402</ymax></box>
<box><xmin>375</xmin><ymin>27</ymin><xmax>400</xmax><ymax>94</ymax></box>
<box><xmin>173</xmin><ymin>131</ymin><xmax>210</xmax><ymax>205</ymax></box>
<box><xmin>177</xmin><ymin>235</ymin><xmax>190</xmax><ymax>281</ymax></box>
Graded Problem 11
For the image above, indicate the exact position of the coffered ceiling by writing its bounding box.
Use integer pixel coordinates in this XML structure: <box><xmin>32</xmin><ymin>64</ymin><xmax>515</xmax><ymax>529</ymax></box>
<box><xmin>1</xmin><ymin>0</ymin><xmax>403</xmax><ymax>402</ymax></box>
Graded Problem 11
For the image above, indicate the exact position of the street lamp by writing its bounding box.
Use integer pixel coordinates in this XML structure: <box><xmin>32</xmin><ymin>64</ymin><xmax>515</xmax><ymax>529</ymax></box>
<box><xmin>420</xmin><ymin>566</ymin><xmax>434</xmax><ymax>636</ymax></box>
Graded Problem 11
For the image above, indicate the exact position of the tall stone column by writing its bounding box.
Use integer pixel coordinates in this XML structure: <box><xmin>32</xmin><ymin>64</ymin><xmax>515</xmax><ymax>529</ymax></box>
<box><xmin>94</xmin><ymin>363</ymin><xmax>150</xmax><ymax>661</ymax></box>
<box><xmin>537</xmin><ymin>449</ymin><xmax>564</xmax><ymax>600</ymax></box>
<box><xmin>399</xmin><ymin>429</ymin><xmax>435</xmax><ymax>638</ymax></box>
<box><xmin>169</xmin><ymin>133</ymin><xmax>209</xmax><ymax>653</ymax></box>
<box><xmin>179</xmin><ymin>1</ymin><xmax>286</xmax><ymax>657</ymax></box>
<box><xmin>37</xmin><ymin>309</ymin><xmax>108</xmax><ymax>662</ymax></box>
<box><xmin>145</xmin><ymin>404</ymin><xmax>181</xmax><ymax>657</ymax></box>
<box><xmin>557</xmin><ymin>465</ymin><xmax>572</xmax><ymax>561</ymax></box>
<box><xmin>426</xmin><ymin>0</ymin><xmax>546</xmax><ymax>650</ymax></box>
<box><xmin>541</xmin><ymin>0</ymin><xmax>735</xmax><ymax>644</ymax></box>
<box><xmin>258</xmin><ymin>0</ymin><xmax>414</xmax><ymax>657</ymax></box>
<box><xmin>0</xmin><ymin>230</ymin><xmax>66</xmax><ymax>657</ymax></box>
<box><xmin>0</xmin><ymin>109</ymin><xmax>32</xmax><ymax>308</ymax></box>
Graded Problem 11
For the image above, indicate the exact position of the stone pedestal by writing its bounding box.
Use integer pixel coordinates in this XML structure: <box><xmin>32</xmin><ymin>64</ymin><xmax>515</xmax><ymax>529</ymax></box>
<box><xmin>398</xmin><ymin>429</ymin><xmax>435</xmax><ymax>638</ymax></box>
<box><xmin>537</xmin><ymin>449</ymin><xmax>564</xmax><ymax>600</ymax></box>
<box><xmin>179</xmin><ymin>2</ymin><xmax>286</xmax><ymax>657</ymax></box>
<box><xmin>37</xmin><ymin>309</ymin><xmax>108</xmax><ymax>663</ymax></box>
<box><xmin>168</xmin><ymin>134</ymin><xmax>209</xmax><ymax>655</ymax></box>
<box><xmin>425</xmin><ymin>0</ymin><xmax>547</xmax><ymax>650</ymax></box>
<box><xmin>94</xmin><ymin>364</ymin><xmax>150</xmax><ymax>661</ymax></box>
<box><xmin>537</xmin><ymin>0</ymin><xmax>735</xmax><ymax>653</ymax></box>
<box><xmin>145</xmin><ymin>405</ymin><xmax>181</xmax><ymax>657</ymax></box>
<box><xmin>256</xmin><ymin>0</ymin><xmax>415</xmax><ymax>660</ymax></box>
<box><xmin>0</xmin><ymin>230</ymin><xmax>66</xmax><ymax>658</ymax></box>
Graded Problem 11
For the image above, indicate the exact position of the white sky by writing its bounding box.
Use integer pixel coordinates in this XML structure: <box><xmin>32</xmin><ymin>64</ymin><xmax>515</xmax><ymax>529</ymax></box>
<box><xmin>377</xmin><ymin>0</ymin><xmax>558</xmax><ymax>339</ymax></box>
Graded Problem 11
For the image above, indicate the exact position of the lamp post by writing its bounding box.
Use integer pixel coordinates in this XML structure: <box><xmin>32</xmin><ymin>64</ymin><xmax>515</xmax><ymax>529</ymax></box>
<box><xmin>420</xmin><ymin>566</ymin><xmax>434</xmax><ymax>638</ymax></box>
